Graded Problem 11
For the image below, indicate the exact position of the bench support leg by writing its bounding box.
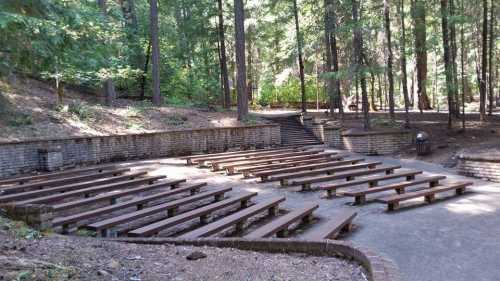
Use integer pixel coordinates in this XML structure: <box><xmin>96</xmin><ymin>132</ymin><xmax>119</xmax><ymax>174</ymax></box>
<box><xmin>456</xmin><ymin>187</ymin><xmax>466</xmax><ymax>195</ymax></box>
<box><xmin>240</xmin><ymin>199</ymin><xmax>249</xmax><ymax>208</ymax></box>
<box><xmin>277</xmin><ymin>229</ymin><xmax>289</xmax><ymax>238</ymax></box>
<box><xmin>235</xmin><ymin>219</ymin><xmax>247</xmax><ymax>232</ymax></box>
<box><xmin>355</xmin><ymin>195</ymin><xmax>366</xmax><ymax>205</ymax></box>
<box><xmin>301</xmin><ymin>183</ymin><xmax>311</xmax><ymax>192</ymax></box>
<box><xmin>406</xmin><ymin>175</ymin><xmax>416</xmax><ymax>181</ymax></box>
<box><xmin>200</xmin><ymin>214</ymin><xmax>211</xmax><ymax>224</ymax></box>
<box><xmin>62</xmin><ymin>224</ymin><xmax>70</xmax><ymax>235</ymax></box>
<box><xmin>280</xmin><ymin>179</ymin><xmax>288</xmax><ymax>187</ymax></box>
<box><xmin>369</xmin><ymin>181</ymin><xmax>379</xmax><ymax>188</ymax></box>
<box><xmin>424</xmin><ymin>194</ymin><xmax>435</xmax><ymax>203</ymax></box>
<box><xmin>268</xmin><ymin>206</ymin><xmax>278</xmax><ymax>217</ymax></box>
<box><xmin>110</xmin><ymin>198</ymin><xmax>117</xmax><ymax>205</ymax></box>
<box><xmin>168</xmin><ymin>207</ymin><xmax>178</xmax><ymax>217</ymax></box>
<box><xmin>429</xmin><ymin>181</ymin><xmax>439</xmax><ymax>188</ymax></box>
<box><xmin>341</xmin><ymin>222</ymin><xmax>352</xmax><ymax>233</ymax></box>
<box><xmin>214</xmin><ymin>194</ymin><xmax>224</xmax><ymax>202</ymax></box>
<box><xmin>346</xmin><ymin>176</ymin><xmax>354</xmax><ymax>181</ymax></box>
<box><xmin>388</xmin><ymin>202</ymin><xmax>399</xmax><ymax>211</ymax></box>
<box><xmin>260</xmin><ymin>176</ymin><xmax>268</xmax><ymax>182</ymax></box>
<box><xmin>395</xmin><ymin>187</ymin><xmax>405</xmax><ymax>194</ymax></box>
<box><xmin>302</xmin><ymin>214</ymin><xmax>314</xmax><ymax>224</ymax></box>
<box><xmin>386</xmin><ymin>169</ymin><xmax>395</xmax><ymax>175</ymax></box>
<box><xmin>137</xmin><ymin>204</ymin><xmax>144</xmax><ymax>210</ymax></box>
<box><xmin>325</xmin><ymin>189</ymin><xmax>336</xmax><ymax>198</ymax></box>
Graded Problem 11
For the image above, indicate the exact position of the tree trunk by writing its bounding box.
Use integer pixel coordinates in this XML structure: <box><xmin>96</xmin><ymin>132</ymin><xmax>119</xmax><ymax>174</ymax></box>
<box><xmin>412</xmin><ymin>0</ymin><xmax>431</xmax><ymax>110</ymax></box>
<box><xmin>217</xmin><ymin>0</ymin><xmax>231</xmax><ymax>109</ymax></box>
<box><xmin>98</xmin><ymin>0</ymin><xmax>116</xmax><ymax>106</ymax></box>
<box><xmin>440</xmin><ymin>0</ymin><xmax>454</xmax><ymax>128</ymax></box>
<box><xmin>398</xmin><ymin>0</ymin><xmax>411</xmax><ymax>127</ymax></box>
<box><xmin>149</xmin><ymin>0</ymin><xmax>162</xmax><ymax>106</ymax></box>
<box><xmin>352</xmin><ymin>0</ymin><xmax>370</xmax><ymax>130</ymax></box>
<box><xmin>324</xmin><ymin>0</ymin><xmax>335</xmax><ymax>114</ymax></box>
<box><xmin>488</xmin><ymin>0</ymin><xmax>495</xmax><ymax>114</ymax></box>
<box><xmin>460</xmin><ymin>0</ymin><xmax>466</xmax><ymax>130</ymax></box>
<box><xmin>140</xmin><ymin>40</ymin><xmax>151</xmax><ymax>100</ymax></box>
<box><xmin>384</xmin><ymin>0</ymin><xmax>395</xmax><ymax>120</ymax></box>
<box><xmin>450</xmin><ymin>0</ymin><xmax>460</xmax><ymax>116</ymax></box>
<box><xmin>118</xmin><ymin>0</ymin><xmax>143</xmax><ymax>73</ymax></box>
<box><xmin>246</xmin><ymin>27</ymin><xmax>254</xmax><ymax>102</ymax></box>
<box><xmin>479</xmin><ymin>0</ymin><xmax>488</xmax><ymax>121</ymax></box>
<box><xmin>370</xmin><ymin>72</ymin><xmax>377</xmax><ymax>111</ymax></box>
<box><xmin>234</xmin><ymin>0</ymin><xmax>248</xmax><ymax>120</ymax></box>
<box><xmin>293</xmin><ymin>0</ymin><xmax>307</xmax><ymax>112</ymax></box>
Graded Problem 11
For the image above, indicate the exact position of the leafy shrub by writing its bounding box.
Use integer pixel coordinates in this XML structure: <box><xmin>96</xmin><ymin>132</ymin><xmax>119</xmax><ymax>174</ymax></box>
<box><xmin>67</xmin><ymin>102</ymin><xmax>93</xmax><ymax>121</ymax></box>
<box><xmin>8</xmin><ymin>114</ymin><xmax>32</xmax><ymax>127</ymax></box>
<box><xmin>164</xmin><ymin>113</ymin><xmax>188</xmax><ymax>125</ymax></box>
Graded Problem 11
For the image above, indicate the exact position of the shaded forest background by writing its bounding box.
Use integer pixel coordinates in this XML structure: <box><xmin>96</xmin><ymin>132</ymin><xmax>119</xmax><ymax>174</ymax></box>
<box><xmin>0</xmin><ymin>0</ymin><xmax>497</xmax><ymax>127</ymax></box>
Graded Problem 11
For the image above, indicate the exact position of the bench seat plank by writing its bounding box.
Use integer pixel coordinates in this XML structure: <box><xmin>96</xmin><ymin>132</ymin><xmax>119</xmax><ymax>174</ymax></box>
<box><xmin>272</xmin><ymin>161</ymin><xmax>382</xmax><ymax>184</ymax></box>
<box><xmin>224</xmin><ymin>152</ymin><xmax>337</xmax><ymax>174</ymax></box>
<box><xmin>52</xmin><ymin>183</ymin><xmax>207</xmax><ymax>227</ymax></box>
<box><xmin>377</xmin><ymin>181</ymin><xmax>473</xmax><ymax>211</ymax></box>
<box><xmin>319</xmin><ymin>170</ymin><xmax>424</xmax><ymax>196</ymax></box>
<box><xmin>52</xmin><ymin>180</ymin><xmax>199</xmax><ymax>211</ymax></box>
<box><xmin>0</xmin><ymin>171</ymin><xmax>148</xmax><ymax>203</ymax></box>
<box><xmin>185</xmin><ymin>147</ymin><xmax>299</xmax><ymax>165</ymax></box>
<box><xmin>15</xmin><ymin>175</ymin><xmax>167</xmax><ymax>205</ymax></box>
<box><xmin>290</xmin><ymin>165</ymin><xmax>402</xmax><ymax>190</ymax></box>
<box><xmin>179</xmin><ymin>196</ymin><xmax>286</xmax><ymax>239</ymax></box>
<box><xmin>85</xmin><ymin>187</ymin><xmax>232</xmax><ymax>236</ymax></box>
<box><xmin>303</xmin><ymin>211</ymin><xmax>357</xmax><ymax>240</ymax></box>
<box><xmin>343</xmin><ymin>176</ymin><xmax>446</xmax><ymax>204</ymax></box>
<box><xmin>244</xmin><ymin>203</ymin><xmax>318</xmax><ymax>238</ymax></box>
<box><xmin>0</xmin><ymin>168</ymin><xmax>131</xmax><ymax>195</ymax></box>
<box><xmin>0</xmin><ymin>165</ymin><xmax>118</xmax><ymax>186</ymax></box>
<box><xmin>238</xmin><ymin>155</ymin><xmax>346</xmax><ymax>176</ymax></box>
<box><xmin>213</xmin><ymin>150</ymin><xmax>323</xmax><ymax>171</ymax></box>
<box><xmin>128</xmin><ymin>192</ymin><xmax>258</xmax><ymax>237</ymax></box>
<box><xmin>253</xmin><ymin>158</ymin><xmax>364</xmax><ymax>180</ymax></box>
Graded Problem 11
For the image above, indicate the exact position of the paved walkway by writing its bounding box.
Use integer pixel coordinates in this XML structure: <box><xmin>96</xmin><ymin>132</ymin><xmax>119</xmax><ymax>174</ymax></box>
<box><xmin>124</xmin><ymin>147</ymin><xmax>500</xmax><ymax>281</ymax></box>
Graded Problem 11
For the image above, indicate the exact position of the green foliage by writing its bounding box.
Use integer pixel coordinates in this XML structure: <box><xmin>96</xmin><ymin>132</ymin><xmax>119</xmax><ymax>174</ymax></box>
<box><xmin>57</xmin><ymin>102</ymin><xmax>94</xmax><ymax>121</ymax></box>
<box><xmin>164</xmin><ymin>113</ymin><xmax>188</xmax><ymax>126</ymax></box>
<box><xmin>8</xmin><ymin>113</ymin><xmax>33</xmax><ymax>127</ymax></box>
<box><xmin>0</xmin><ymin>216</ymin><xmax>42</xmax><ymax>240</ymax></box>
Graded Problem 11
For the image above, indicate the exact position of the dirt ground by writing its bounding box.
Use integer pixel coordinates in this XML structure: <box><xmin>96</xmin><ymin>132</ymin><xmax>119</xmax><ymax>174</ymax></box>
<box><xmin>0</xmin><ymin>76</ymin><xmax>266</xmax><ymax>142</ymax></box>
<box><xmin>0</xmin><ymin>217</ymin><xmax>367</xmax><ymax>281</ymax></box>
<box><xmin>310</xmin><ymin>111</ymin><xmax>500</xmax><ymax>167</ymax></box>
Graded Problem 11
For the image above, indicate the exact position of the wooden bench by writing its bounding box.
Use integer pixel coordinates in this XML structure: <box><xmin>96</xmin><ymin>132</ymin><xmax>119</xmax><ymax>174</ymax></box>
<box><xmin>0</xmin><ymin>168</ymin><xmax>131</xmax><ymax>195</ymax></box>
<box><xmin>290</xmin><ymin>165</ymin><xmax>402</xmax><ymax>191</ymax></box>
<box><xmin>303</xmin><ymin>210</ymin><xmax>357</xmax><ymax>240</ymax></box>
<box><xmin>0</xmin><ymin>171</ymin><xmax>150</xmax><ymax>203</ymax></box>
<box><xmin>53</xmin><ymin>183</ymin><xmax>207</xmax><ymax>230</ymax></box>
<box><xmin>320</xmin><ymin>170</ymin><xmax>424</xmax><ymax>197</ymax></box>
<box><xmin>194</xmin><ymin>148</ymin><xmax>301</xmax><ymax>167</ymax></box>
<box><xmin>127</xmin><ymin>192</ymin><xmax>258</xmax><ymax>237</ymax></box>
<box><xmin>13</xmin><ymin>175</ymin><xmax>168</xmax><ymax>205</ymax></box>
<box><xmin>0</xmin><ymin>165</ymin><xmax>118</xmax><ymax>186</ymax></box>
<box><xmin>183</xmin><ymin>147</ymin><xmax>298</xmax><ymax>165</ymax></box>
<box><xmin>223</xmin><ymin>152</ymin><xmax>337</xmax><ymax>175</ymax></box>
<box><xmin>179</xmin><ymin>196</ymin><xmax>286</xmax><ymax>239</ymax></box>
<box><xmin>85</xmin><ymin>187</ymin><xmax>232</xmax><ymax>237</ymax></box>
<box><xmin>274</xmin><ymin>161</ymin><xmax>382</xmax><ymax>186</ymax></box>
<box><xmin>212</xmin><ymin>149</ymin><xmax>323</xmax><ymax>171</ymax></box>
<box><xmin>377</xmin><ymin>181</ymin><xmax>473</xmax><ymax>211</ymax></box>
<box><xmin>343</xmin><ymin>176</ymin><xmax>446</xmax><ymax>204</ymax></box>
<box><xmin>244</xmin><ymin>203</ymin><xmax>318</xmax><ymax>238</ymax></box>
<box><xmin>253</xmin><ymin>158</ymin><xmax>364</xmax><ymax>181</ymax></box>
<box><xmin>52</xmin><ymin>180</ymin><xmax>202</xmax><ymax>212</ymax></box>
<box><xmin>239</xmin><ymin>155</ymin><xmax>346</xmax><ymax>178</ymax></box>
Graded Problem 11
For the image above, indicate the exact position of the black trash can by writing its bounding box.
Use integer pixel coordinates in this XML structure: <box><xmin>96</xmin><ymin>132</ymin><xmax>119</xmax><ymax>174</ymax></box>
<box><xmin>416</xmin><ymin>132</ymin><xmax>431</xmax><ymax>156</ymax></box>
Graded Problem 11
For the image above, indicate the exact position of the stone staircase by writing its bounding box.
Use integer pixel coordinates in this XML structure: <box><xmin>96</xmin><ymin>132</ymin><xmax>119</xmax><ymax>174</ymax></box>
<box><xmin>265</xmin><ymin>115</ymin><xmax>323</xmax><ymax>146</ymax></box>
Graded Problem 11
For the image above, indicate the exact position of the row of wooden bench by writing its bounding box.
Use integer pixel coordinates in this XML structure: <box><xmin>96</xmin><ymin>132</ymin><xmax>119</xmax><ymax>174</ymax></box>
<box><xmin>0</xmin><ymin>164</ymin><xmax>357</xmax><ymax>240</ymax></box>
<box><xmin>184</xmin><ymin>147</ymin><xmax>474</xmax><ymax>211</ymax></box>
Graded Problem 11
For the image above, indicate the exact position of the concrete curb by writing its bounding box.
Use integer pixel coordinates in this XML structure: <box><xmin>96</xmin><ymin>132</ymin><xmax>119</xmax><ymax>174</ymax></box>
<box><xmin>109</xmin><ymin>237</ymin><xmax>400</xmax><ymax>281</ymax></box>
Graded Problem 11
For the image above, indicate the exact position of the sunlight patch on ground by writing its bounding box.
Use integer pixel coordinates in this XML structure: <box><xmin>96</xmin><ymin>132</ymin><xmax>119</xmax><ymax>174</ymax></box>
<box><xmin>445</xmin><ymin>198</ymin><xmax>497</xmax><ymax>215</ymax></box>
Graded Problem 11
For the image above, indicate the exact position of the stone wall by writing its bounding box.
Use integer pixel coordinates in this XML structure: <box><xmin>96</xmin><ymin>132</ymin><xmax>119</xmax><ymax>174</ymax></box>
<box><xmin>457</xmin><ymin>154</ymin><xmax>500</xmax><ymax>182</ymax></box>
<box><xmin>0</xmin><ymin>124</ymin><xmax>281</xmax><ymax>178</ymax></box>
<box><xmin>324</xmin><ymin>127</ymin><xmax>414</xmax><ymax>155</ymax></box>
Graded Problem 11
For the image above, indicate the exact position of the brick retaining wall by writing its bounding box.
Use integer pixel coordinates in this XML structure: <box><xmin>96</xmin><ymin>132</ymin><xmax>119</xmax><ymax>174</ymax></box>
<box><xmin>457</xmin><ymin>154</ymin><xmax>500</xmax><ymax>182</ymax></box>
<box><xmin>324</xmin><ymin>126</ymin><xmax>414</xmax><ymax>155</ymax></box>
<box><xmin>0</xmin><ymin>124</ymin><xmax>281</xmax><ymax>178</ymax></box>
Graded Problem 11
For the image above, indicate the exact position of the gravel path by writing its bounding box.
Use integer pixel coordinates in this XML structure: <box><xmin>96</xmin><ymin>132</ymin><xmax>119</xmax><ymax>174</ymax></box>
<box><xmin>0</xmin><ymin>226</ymin><xmax>367</xmax><ymax>281</ymax></box>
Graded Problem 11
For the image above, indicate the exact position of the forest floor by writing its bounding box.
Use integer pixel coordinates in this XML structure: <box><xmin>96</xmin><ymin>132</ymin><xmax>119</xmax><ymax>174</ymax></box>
<box><xmin>0</xmin><ymin>76</ymin><xmax>266</xmax><ymax>142</ymax></box>
<box><xmin>308</xmin><ymin>110</ymin><xmax>500</xmax><ymax>168</ymax></box>
<box><xmin>0</xmin><ymin>216</ymin><xmax>366</xmax><ymax>281</ymax></box>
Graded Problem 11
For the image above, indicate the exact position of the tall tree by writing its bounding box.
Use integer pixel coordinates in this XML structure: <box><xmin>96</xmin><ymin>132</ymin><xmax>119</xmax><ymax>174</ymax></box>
<box><xmin>352</xmin><ymin>0</ymin><xmax>370</xmax><ymax>130</ymax></box>
<box><xmin>479</xmin><ymin>0</ymin><xmax>488</xmax><ymax>121</ymax></box>
<box><xmin>411</xmin><ymin>0</ymin><xmax>431</xmax><ymax>110</ymax></box>
<box><xmin>324</xmin><ymin>0</ymin><xmax>342</xmax><ymax>118</ymax></box>
<box><xmin>384</xmin><ymin>0</ymin><xmax>395</xmax><ymax>120</ymax></box>
<box><xmin>292</xmin><ymin>0</ymin><xmax>307</xmax><ymax>112</ymax></box>
<box><xmin>217</xmin><ymin>0</ymin><xmax>231</xmax><ymax>109</ymax></box>
<box><xmin>449</xmin><ymin>0</ymin><xmax>460</xmax><ymax>116</ymax></box>
<box><xmin>398</xmin><ymin>0</ymin><xmax>411</xmax><ymax>127</ymax></box>
<box><xmin>98</xmin><ymin>0</ymin><xmax>116</xmax><ymax>106</ymax></box>
<box><xmin>440</xmin><ymin>0</ymin><xmax>454</xmax><ymax>128</ymax></box>
<box><xmin>234</xmin><ymin>0</ymin><xmax>248</xmax><ymax>120</ymax></box>
<box><xmin>488</xmin><ymin>0</ymin><xmax>495</xmax><ymax>115</ymax></box>
<box><xmin>459</xmin><ymin>0</ymin><xmax>466</xmax><ymax>130</ymax></box>
<box><xmin>150</xmin><ymin>0</ymin><xmax>162</xmax><ymax>106</ymax></box>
